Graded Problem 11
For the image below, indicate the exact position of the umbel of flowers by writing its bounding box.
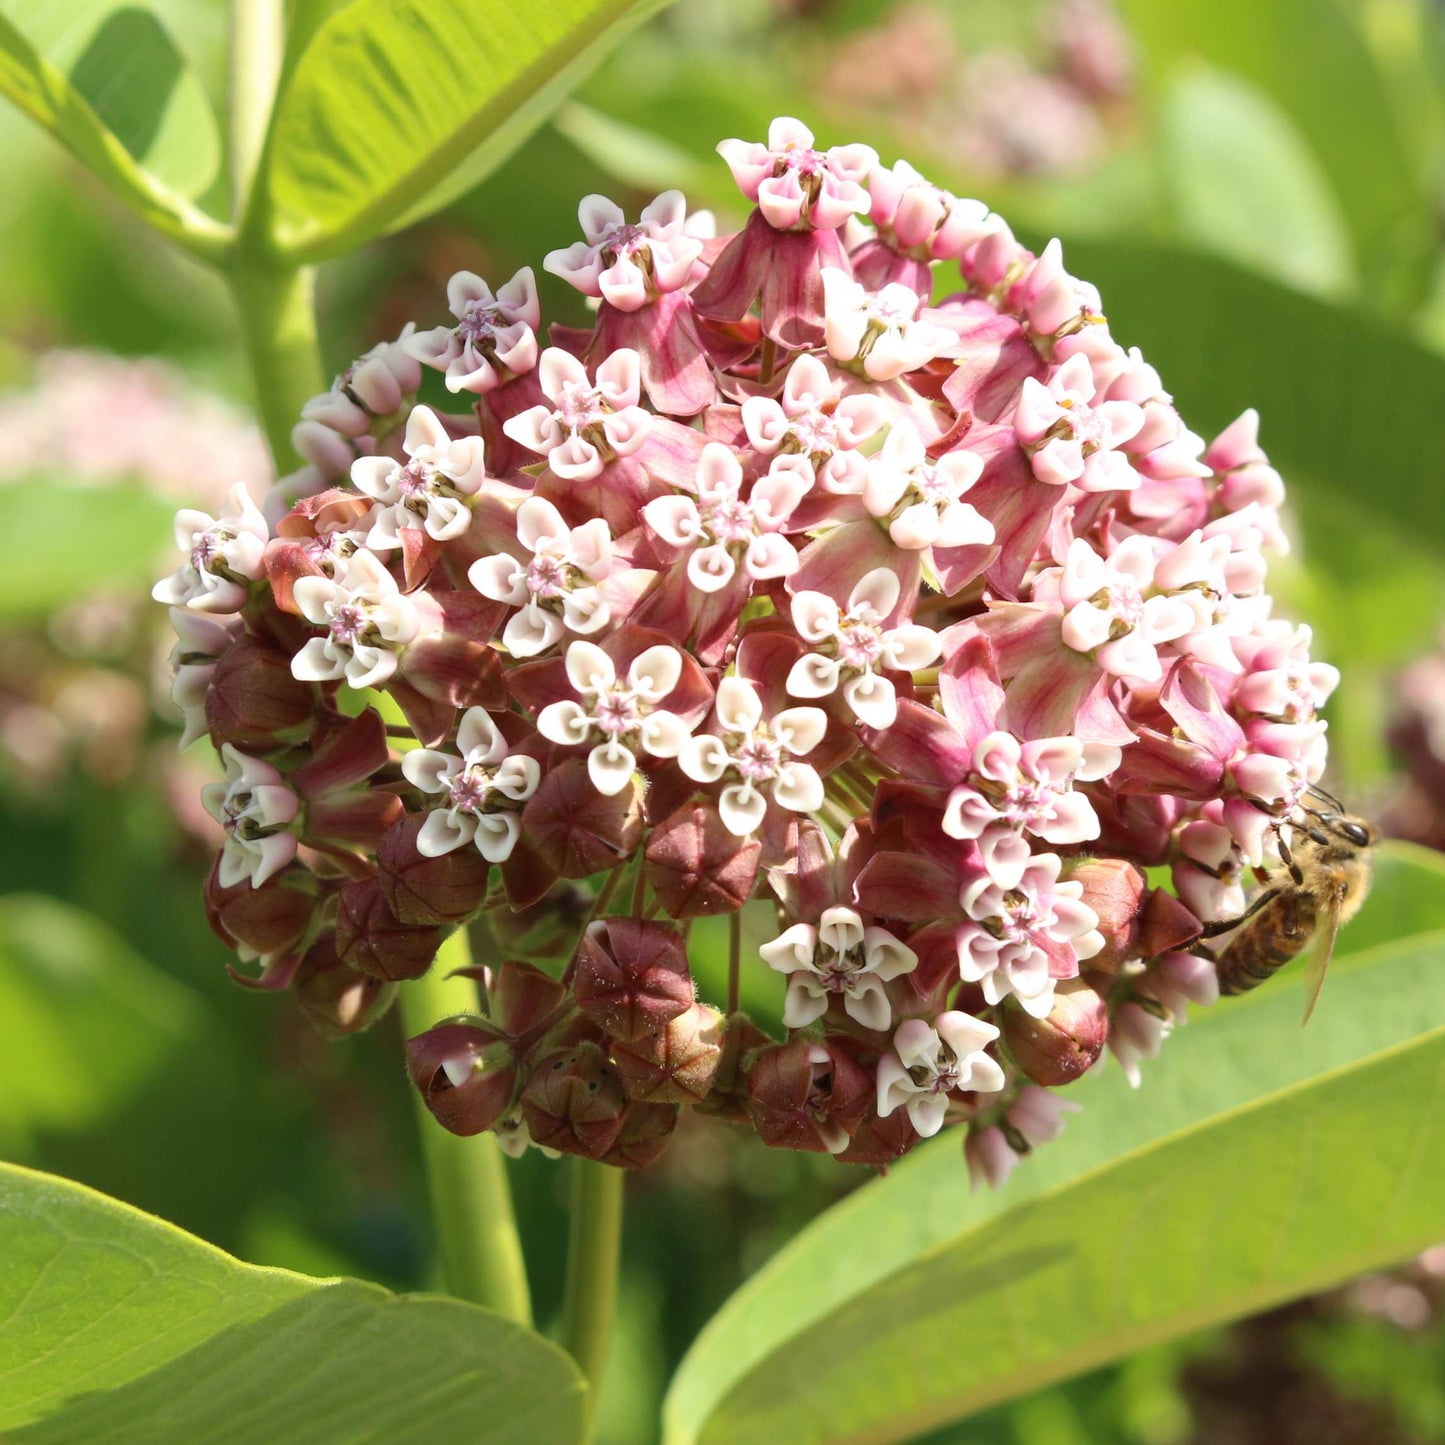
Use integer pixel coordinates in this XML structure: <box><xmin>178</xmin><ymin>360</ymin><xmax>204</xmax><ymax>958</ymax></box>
<box><xmin>157</xmin><ymin>117</ymin><xmax>1336</xmax><ymax>1185</ymax></box>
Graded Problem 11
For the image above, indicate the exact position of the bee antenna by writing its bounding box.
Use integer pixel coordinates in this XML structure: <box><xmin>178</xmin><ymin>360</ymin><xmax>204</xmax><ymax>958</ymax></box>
<box><xmin>1307</xmin><ymin>781</ymin><xmax>1345</xmax><ymax>810</ymax></box>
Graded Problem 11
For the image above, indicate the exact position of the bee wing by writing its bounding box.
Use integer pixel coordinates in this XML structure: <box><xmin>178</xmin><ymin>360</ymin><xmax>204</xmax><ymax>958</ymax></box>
<box><xmin>1301</xmin><ymin>885</ymin><xmax>1345</xmax><ymax>1026</ymax></box>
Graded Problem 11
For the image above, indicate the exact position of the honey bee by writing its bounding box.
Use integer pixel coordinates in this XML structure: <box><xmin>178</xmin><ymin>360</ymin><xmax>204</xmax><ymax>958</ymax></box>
<box><xmin>1195</xmin><ymin>787</ymin><xmax>1373</xmax><ymax>1023</ymax></box>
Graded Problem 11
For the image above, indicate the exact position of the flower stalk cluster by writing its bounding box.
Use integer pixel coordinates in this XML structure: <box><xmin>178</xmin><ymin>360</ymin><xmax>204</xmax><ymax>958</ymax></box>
<box><xmin>158</xmin><ymin>117</ymin><xmax>1337</xmax><ymax>1182</ymax></box>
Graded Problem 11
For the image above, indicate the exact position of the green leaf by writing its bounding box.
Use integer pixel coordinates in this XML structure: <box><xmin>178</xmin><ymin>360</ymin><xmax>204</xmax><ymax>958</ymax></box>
<box><xmin>0</xmin><ymin>1</ymin><xmax>225</xmax><ymax>252</ymax></box>
<box><xmin>0</xmin><ymin>895</ymin><xmax>206</xmax><ymax>1150</ymax></box>
<box><xmin>1155</xmin><ymin>66</ymin><xmax>1353</xmax><ymax>297</ymax></box>
<box><xmin>0</xmin><ymin>1162</ymin><xmax>589</xmax><ymax>1442</ymax></box>
<box><xmin>664</xmin><ymin>843</ymin><xmax>1445</xmax><ymax>1445</ymax></box>
<box><xmin>0</xmin><ymin>481</ymin><xmax>175</xmax><ymax>619</ymax></box>
<box><xmin>261</xmin><ymin>0</ymin><xmax>676</xmax><ymax>262</ymax></box>
<box><xmin>1116</xmin><ymin>0</ymin><xmax>1428</xmax><ymax>300</ymax></box>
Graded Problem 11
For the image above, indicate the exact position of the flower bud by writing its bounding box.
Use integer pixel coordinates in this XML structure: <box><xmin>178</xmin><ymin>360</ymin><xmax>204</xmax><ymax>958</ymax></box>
<box><xmin>694</xmin><ymin>1014</ymin><xmax>772</xmax><ymax>1122</ymax></box>
<box><xmin>612</xmin><ymin>1002</ymin><xmax>723</xmax><ymax>1105</ymax></box>
<box><xmin>521</xmin><ymin>1043</ymin><xmax>629</xmax><ymax>1159</ymax></box>
<box><xmin>335</xmin><ymin>876</ymin><xmax>442</xmax><ymax>982</ymax></box>
<box><xmin>379</xmin><ymin>814</ymin><xmax>491</xmax><ymax>925</ymax></box>
<box><xmin>598</xmin><ymin>1099</ymin><xmax>680</xmax><ymax>1170</ymax></box>
<box><xmin>573</xmin><ymin>917</ymin><xmax>694</xmax><ymax>1041</ymax></box>
<box><xmin>1002</xmin><ymin>976</ymin><xmax>1109</xmax><ymax>1086</ymax></box>
<box><xmin>203</xmin><ymin>637</ymin><xmax>315</xmax><ymax>751</ymax></box>
<box><xmin>294</xmin><ymin>935</ymin><xmax>397</xmax><ymax>1037</ymax></box>
<box><xmin>487</xmin><ymin>959</ymin><xmax>569</xmax><ymax>1041</ymax></box>
<box><xmin>406</xmin><ymin>1019</ymin><xmax>517</xmax><ymax>1135</ymax></box>
<box><xmin>746</xmin><ymin>1038</ymin><xmax>871</xmax><ymax>1154</ymax></box>
<box><xmin>1064</xmin><ymin>857</ymin><xmax>1146</xmax><ymax>972</ymax></box>
<box><xmin>964</xmin><ymin>1124</ymin><xmax>1019</xmax><ymax>1192</ymax></box>
<box><xmin>204</xmin><ymin>856</ymin><xmax>314</xmax><ymax>957</ymax></box>
<box><xmin>835</xmin><ymin>1104</ymin><xmax>918</xmax><ymax>1168</ymax></box>
<box><xmin>521</xmin><ymin>758</ymin><xmax>644</xmax><ymax>879</ymax></box>
<box><xmin>644</xmin><ymin>802</ymin><xmax>761</xmax><ymax>918</ymax></box>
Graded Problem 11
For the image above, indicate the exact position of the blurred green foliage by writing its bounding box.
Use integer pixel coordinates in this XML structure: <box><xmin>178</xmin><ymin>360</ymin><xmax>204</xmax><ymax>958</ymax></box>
<box><xmin>2</xmin><ymin>0</ymin><xmax>1444</xmax><ymax>1441</ymax></box>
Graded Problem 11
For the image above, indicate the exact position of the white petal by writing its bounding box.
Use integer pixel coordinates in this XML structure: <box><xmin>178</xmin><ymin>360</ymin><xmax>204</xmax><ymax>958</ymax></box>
<box><xmin>418</xmin><ymin>809</ymin><xmax>475</xmax><ymax>856</ymax></box>
<box><xmin>588</xmin><ymin>741</ymin><xmax>637</xmax><ymax>796</ymax></box>
<box><xmin>565</xmin><ymin>640</ymin><xmax>615</xmax><ymax>695</ymax></box>
<box><xmin>537</xmin><ymin>700</ymin><xmax>592</xmax><ymax>746</ymax></box>
<box><xmin>627</xmin><ymin>645</ymin><xmax>682</xmax><ymax>702</ymax></box>
<box><xmin>718</xmin><ymin>782</ymin><xmax>767</xmax><ymax>836</ymax></box>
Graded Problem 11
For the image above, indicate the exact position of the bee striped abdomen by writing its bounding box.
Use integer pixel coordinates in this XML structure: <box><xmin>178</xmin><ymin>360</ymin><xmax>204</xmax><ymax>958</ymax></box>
<box><xmin>1215</xmin><ymin>889</ymin><xmax>1318</xmax><ymax>996</ymax></box>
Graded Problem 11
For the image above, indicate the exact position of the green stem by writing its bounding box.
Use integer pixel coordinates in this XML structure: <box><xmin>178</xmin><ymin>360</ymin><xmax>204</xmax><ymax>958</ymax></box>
<box><xmin>399</xmin><ymin>930</ymin><xmax>533</xmax><ymax>1326</ymax></box>
<box><xmin>231</xmin><ymin>261</ymin><xmax>325</xmax><ymax>469</ymax></box>
<box><xmin>560</xmin><ymin>1158</ymin><xmax>624</xmax><ymax>1419</ymax></box>
<box><xmin>229</xmin><ymin>0</ymin><xmax>286</xmax><ymax>218</ymax></box>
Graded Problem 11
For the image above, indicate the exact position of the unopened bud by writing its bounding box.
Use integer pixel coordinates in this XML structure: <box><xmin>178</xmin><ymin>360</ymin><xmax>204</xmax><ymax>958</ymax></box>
<box><xmin>379</xmin><ymin>814</ymin><xmax>491</xmax><ymax>925</ymax></box>
<box><xmin>574</xmin><ymin>918</ymin><xmax>693</xmax><ymax>1041</ymax></box>
<box><xmin>612</xmin><ymin>1002</ymin><xmax>723</xmax><ymax>1105</ymax></box>
<box><xmin>335</xmin><ymin>877</ymin><xmax>442</xmax><ymax>982</ymax></box>
<box><xmin>747</xmin><ymin>1038</ymin><xmax>871</xmax><ymax>1154</ymax></box>
<box><xmin>406</xmin><ymin>1019</ymin><xmax>517</xmax><ymax>1135</ymax></box>
<box><xmin>1002</xmin><ymin>976</ymin><xmax>1109</xmax><ymax>1086</ymax></box>
<box><xmin>204</xmin><ymin>856</ymin><xmax>314</xmax><ymax>957</ymax></box>
<box><xmin>598</xmin><ymin>1100</ymin><xmax>680</xmax><ymax>1170</ymax></box>
<box><xmin>204</xmin><ymin>638</ymin><xmax>315</xmax><ymax>751</ymax></box>
<box><xmin>522</xmin><ymin>758</ymin><xmax>644</xmax><ymax>878</ymax></box>
<box><xmin>294</xmin><ymin>935</ymin><xmax>396</xmax><ymax>1037</ymax></box>
<box><xmin>836</xmin><ymin>1103</ymin><xmax>918</xmax><ymax>1168</ymax></box>
<box><xmin>521</xmin><ymin>1043</ymin><xmax>630</xmax><ymax>1159</ymax></box>
<box><xmin>1065</xmin><ymin>857</ymin><xmax>1146</xmax><ymax>971</ymax></box>
<box><xmin>645</xmin><ymin>802</ymin><xmax>761</xmax><ymax>918</ymax></box>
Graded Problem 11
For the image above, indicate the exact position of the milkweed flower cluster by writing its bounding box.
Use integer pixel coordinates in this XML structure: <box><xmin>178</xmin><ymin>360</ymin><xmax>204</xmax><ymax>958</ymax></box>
<box><xmin>157</xmin><ymin>118</ymin><xmax>1337</xmax><ymax>1179</ymax></box>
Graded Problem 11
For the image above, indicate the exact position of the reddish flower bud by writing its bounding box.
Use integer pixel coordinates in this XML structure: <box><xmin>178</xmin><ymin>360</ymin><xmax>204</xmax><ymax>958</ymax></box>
<box><xmin>335</xmin><ymin>876</ymin><xmax>442</xmax><ymax>981</ymax></box>
<box><xmin>378</xmin><ymin>814</ymin><xmax>490</xmax><ymax>925</ymax></box>
<box><xmin>204</xmin><ymin>638</ymin><xmax>315</xmax><ymax>751</ymax></box>
<box><xmin>695</xmin><ymin>1014</ymin><xmax>772</xmax><ymax>1122</ymax></box>
<box><xmin>645</xmin><ymin>802</ymin><xmax>761</xmax><ymax>918</ymax></box>
<box><xmin>598</xmin><ymin>1099</ymin><xmax>680</xmax><ymax>1170</ymax></box>
<box><xmin>294</xmin><ymin>935</ymin><xmax>397</xmax><ymax>1037</ymax></box>
<box><xmin>406</xmin><ymin>1019</ymin><xmax>517</xmax><ymax>1135</ymax></box>
<box><xmin>611</xmin><ymin>1002</ymin><xmax>723</xmax><ymax>1105</ymax></box>
<box><xmin>1002</xmin><ymin>976</ymin><xmax>1109</xmax><ymax>1086</ymax></box>
<box><xmin>204</xmin><ymin>856</ymin><xmax>315</xmax><ymax>957</ymax></box>
<box><xmin>1136</xmin><ymin>887</ymin><xmax>1204</xmax><ymax>961</ymax></box>
<box><xmin>746</xmin><ymin>1038</ymin><xmax>871</xmax><ymax>1154</ymax></box>
<box><xmin>522</xmin><ymin>758</ymin><xmax>644</xmax><ymax>879</ymax></box>
<box><xmin>1064</xmin><ymin>857</ymin><xmax>1147</xmax><ymax>971</ymax></box>
<box><xmin>574</xmin><ymin>918</ymin><xmax>694</xmax><ymax>1041</ymax></box>
<box><xmin>521</xmin><ymin>1043</ymin><xmax>630</xmax><ymax>1159</ymax></box>
<box><xmin>835</xmin><ymin>1105</ymin><xmax>918</xmax><ymax>1168</ymax></box>
<box><xmin>487</xmin><ymin>959</ymin><xmax>569</xmax><ymax>1041</ymax></box>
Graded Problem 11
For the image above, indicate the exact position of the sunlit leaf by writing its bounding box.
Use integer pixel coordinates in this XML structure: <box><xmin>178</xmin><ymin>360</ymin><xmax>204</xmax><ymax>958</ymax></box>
<box><xmin>0</xmin><ymin>1162</ymin><xmax>588</xmax><ymax>1442</ymax></box>
<box><xmin>664</xmin><ymin>844</ymin><xmax>1445</xmax><ymax>1444</ymax></box>
<box><xmin>261</xmin><ymin>0</ymin><xmax>676</xmax><ymax>261</ymax></box>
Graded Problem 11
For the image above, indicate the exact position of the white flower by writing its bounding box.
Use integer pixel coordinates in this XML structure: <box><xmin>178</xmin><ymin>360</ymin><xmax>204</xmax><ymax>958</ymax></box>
<box><xmin>1014</xmin><ymin>352</ymin><xmax>1145</xmax><ymax>491</ymax></box>
<box><xmin>1056</xmin><ymin>535</ymin><xmax>1197</xmax><ymax>683</ymax></box>
<box><xmin>350</xmin><ymin>405</ymin><xmax>487</xmax><ymax>549</ymax></box>
<box><xmin>956</xmin><ymin>852</ymin><xmax>1103</xmax><ymax>1017</ymax></box>
<box><xmin>503</xmin><ymin>348</ymin><xmax>650</xmax><ymax>481</ymax></box>
<box><xmin>152</xmin><ymin>482</ymin><xmax>268</xmax><ymax>614</ymax></box>
<box><xmin>544</xmin><ymin>191</ymin><xmax>705</xmax><ymax>311</ymax></box>
<box><xmin>642</xmin><ymin>445</ymin><xmax>808</xmax><ymax>594</ymax></box>
<box><xmin>401</xmin><ymin>707</ymin><xmax>540</xmax><ymax>860</ymax></box>
<box><xmin>404</xmin><ymin>268</ymin><xmax>541</xmax><ymax>394</ymax></box>
<box><xmin>291</xmin><ymin>548</ymin><xmax>423</xmax><ymax>690</ymax></box>
<box><xmin>168</xmin><ymin>609</ymin><xmax>239</xmax><ymax>749</ymax></box>
<box><xmin>740</xmin><ymin>353</ymin><xmax>887</xmax><ymax>494</ymax></box>
<box><xmin>876</xmin><ymin>1011</ymin><xmax>1005</xmax><ymax>1139</ymax></box>
<box><xmin>821</xmin><ymin>270</ymin><xmax>954</xmax><ymax>381</ymax></box>
<box><xmin>537</xmin><ymin>640</ymin><xmax>693</xmax><ymax>797</ymax></box>
<box><xmin>863</xmin><ymin>421</ymin><xmax>994</xmax><ymax>551</ymax></box>
<box><xmin>942</xmin><ymin>730</ymin><xmax>1119</xmax><ymax>888</ymax></box>
<box><xmin>760</xmin><ymin>906</ymin><xmax>917</xmax><ymax>1030</ymax></box>
<box><xmin>469</xmin><ymin>497</ymin><xmax>615</xmax><ymax>658</ymax></box>
<box><xmin>201</xmin><ymin>744</ymin><xmax>299</xmax><ymax>888</ymax></box>
<box><xmin>785</xmin><ymin>569</ymin><xmax>940</xmax><ymax>728</ymax></box>
<box><xmin>678</xmin><ymin>678</ymin><xmax>826</xmax><ymax>836</ymax></box>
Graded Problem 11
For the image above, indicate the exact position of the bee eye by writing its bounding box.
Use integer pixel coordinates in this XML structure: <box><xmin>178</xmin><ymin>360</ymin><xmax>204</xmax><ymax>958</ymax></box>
<box><xmin>1340</xmin><ymin>821</ymin><xmax>1370</xmax><ymax>847</ymax></box>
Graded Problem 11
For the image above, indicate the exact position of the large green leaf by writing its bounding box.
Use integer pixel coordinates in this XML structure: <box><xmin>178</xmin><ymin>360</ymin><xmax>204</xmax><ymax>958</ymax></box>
<box><xmin>0</xmin><ymin>894</ymin><xmax>205</xmax><ymax>1151</ymax></box>
<box><xmin>260</xmin><ymin>0</ymin><xmax>675</xmax><ymax>262</ymax></box>
<box><xmin>664</xmin><ymin>843</ymin><xmax>1445</xmax><ymax>1445</ymax></box>
<box><xmin>1116</xmin><ymin>0</ymin><xmax>1429</xmax><ymax>304</ymax></box>
<box><xmin>0</xmin><ymin>1163</ymin><xmax>588</xmax><ymax>1442</ymax></box>
<box><xmin>0</xmin><ymin>1</ymin><xmax>224</xmax><ymax>251</ymax></box>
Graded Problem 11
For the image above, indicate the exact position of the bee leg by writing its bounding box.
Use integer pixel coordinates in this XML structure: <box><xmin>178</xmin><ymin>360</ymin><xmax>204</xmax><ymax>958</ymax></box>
<box><xmin>1277</xmin><ymin>833</ymin><xmax>1305</xmax><ymax>886</ymax></box>
<box><xmin>1195</xmin><ymin>886</ymin><xmax>1283</xmax><ymax>939</ymax></box>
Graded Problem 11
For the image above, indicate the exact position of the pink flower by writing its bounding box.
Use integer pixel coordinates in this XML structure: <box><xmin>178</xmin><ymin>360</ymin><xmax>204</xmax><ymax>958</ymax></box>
<box><xmin>820</xmin><ymin>271</ymin><xmax>954</xmax><ymax>381</ymax></box>
<box><xmin>866</xmin><ymin>159</ymin><xmax>997</xmax><ymax>260</ymax></box>
<box><xmin>291</xmin><ymin>548</ymin><xmax>425</xmax><ymax>690</ymax></box>
<box><xmin>202</xmin><ymin>744</ymin><xmax>299</xmax><ymax>888</ymax></box>
<box><xmin>503</xmin><ymin>348</ymin><xmax>650</xmax><ymax>480</ymax></box>
<box><xmin>153</xmin><ymin>483</ymin><xmax>269</xmax><ymax>614</ymax></box>
<box><xmin>405</xmin><ymin>268</ymin><xmax>540</xmax><ymax>394</ymax></box>
<box><xmin>545</xmin><ymin>192</ymin><xmax>705</xmax><ymax>312</ymax></box>
<box><xmin>1014</xmin><ymin>352</ymin><xmax>1144</xmax><ymax>490</ymax></box>
<box><xmin>863</xmin><ymin>421</ymin><xmax>994</xmax><ymax>549</ymax></box>
<box><xmin>717</xmin><ymin>116</ymin><xmax>876</xmax><ymax>231</ymax></box>
<box><xmin>877</xmin><ymin>1012</ymin><xmax>1004</xmax><ymax>1138</ymax></box>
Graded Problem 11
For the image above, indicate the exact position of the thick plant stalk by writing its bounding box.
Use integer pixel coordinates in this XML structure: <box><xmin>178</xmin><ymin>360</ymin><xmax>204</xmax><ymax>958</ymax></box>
<box><xmin>560</xmin><ymin>1158</ymin><xmax>624</xmax><ymax>1420</ymax></box>
<box><xmin>399</xmin><ymin>931</ymin><xmax>533</xmax><ymax>1326</ymax></box>
<box><xmin>231</xmin><ymin>262</ymin><xmax>325</xmax><ymax>466</ymax></box>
